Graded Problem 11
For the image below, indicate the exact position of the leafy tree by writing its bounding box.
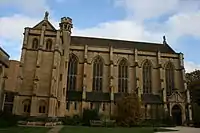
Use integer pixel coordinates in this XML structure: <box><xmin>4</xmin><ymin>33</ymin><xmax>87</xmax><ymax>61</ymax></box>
<box><xmin>114</xmin><ymin>93</ymin><xmax>143</xmax><ymax>127</ymax></box>
<box><xmin>186</xmin><ymin>70</ymin><xmax>200</xmax><ymax>85</ymax></box>
<box><xmin>186</xmin><ymin>69</ymin><xmax>200</xmax><ymax>103</ymax></box>
<box><xmin>186</xmin><ymin>69</ymin><xmax>200</xmax><ymax>126</ymax></box>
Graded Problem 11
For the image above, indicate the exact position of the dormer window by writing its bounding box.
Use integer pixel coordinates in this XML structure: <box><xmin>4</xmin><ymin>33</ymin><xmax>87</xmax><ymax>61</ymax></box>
<box><xmin>46</xmin><ymin>39</ymin><xmax>52</xmax><ymax>51</ymax></box>
<box><xmin>32</xmin><ymin>38</ymin><xmax>39</xmax><ymax>49</ymax></box>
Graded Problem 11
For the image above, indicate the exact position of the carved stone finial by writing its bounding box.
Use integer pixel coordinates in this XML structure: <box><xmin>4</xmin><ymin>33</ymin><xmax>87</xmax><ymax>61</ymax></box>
<box><xmin>44</xmin><ymin>11</ymin><xmax>49</xmax><ymax>20</ymax></box>
<box><xmin>163</xmin><ymin>35</ymin><xmax>167</xmax><ymax>44</ymax></box>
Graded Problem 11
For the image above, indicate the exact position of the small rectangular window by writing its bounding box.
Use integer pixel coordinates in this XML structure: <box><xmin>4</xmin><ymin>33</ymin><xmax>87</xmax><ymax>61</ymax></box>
<box><xmin>102</xmin><ymin>103</ymin><xmax>105</xmax><ymax>111</ymax></box>
<box><xmin>65</xmin><ymin>61</ymin><xmax>68</xmax><ymax>68</ymax></box>
<box><xmin>60</xmin><ymin>74</ymin><xmax>62</xmax><ymax>81</ymax></box>
<box><xmin>90</xmin><ymin>103</ymin><xmax>93</xmax><ymax>110</ymax></box>
<box><xmin>74</xmin><ymin>102</ymin><xmax>77</xmax><ymax>110</ymax></box>
<box><xmin>63</xmin><ymin>50</ymin><xmax>64</xmax><ymax>55</ymax></box>
<box><xmin>66</xmin><ymin>101</ymin><xmax>70</xmax><ymax>110</ymax></box>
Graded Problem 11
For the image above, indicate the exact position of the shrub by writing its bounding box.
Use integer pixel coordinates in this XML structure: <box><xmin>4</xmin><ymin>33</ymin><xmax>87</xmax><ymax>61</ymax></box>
<box><xmin>45</xmin><ymin>117</ymin><xmax>59</xmax><ymax>122</ymax></box>
<box><xmin>192</xmin><ymin>103</ymin><xmax>200</xmax><ymax>127</ymax></box>
<box><xmin>114</xmin><ymin>93</ymin><xmax>142</xmax><ymax>127</ymax></box>
<box><xmin>72</xmin><ymin>115</ymin><xmax>82</xmax><ymax>125</ymax></box>
<box><xmin>61</xmin><ymin>116</ymin><xmax>73</xmax><ymax>125</ymax></box>
<box><xmin>82</xmin><ymin>109</ymin><xmax>100</xmax><ymax>126</ymax></box>
<box><xmin>61</xmin><ymin>115</ymin><xmax>82</xmax><ymax>126</ymax></box>
<box><xmin>0</xmin><ymin>111</ymin><xmax>18</xmax><ymax>128</ymax></box>
<box><xmin>102</xmin><ymin>120</ymin><xmax>116</xmax><ymax>127</ymax></box>
<box><xmin>162</xmin><ymin>111</ymin><xmax>175</xmax><ymax>127</ymax></box>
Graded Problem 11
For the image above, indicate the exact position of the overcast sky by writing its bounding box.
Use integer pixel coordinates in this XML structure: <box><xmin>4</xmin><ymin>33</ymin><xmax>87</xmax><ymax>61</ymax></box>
<box><xmin>0</xmin><ymin>0</ymin><xmax>200</xmax><ymax>72</ymax></box>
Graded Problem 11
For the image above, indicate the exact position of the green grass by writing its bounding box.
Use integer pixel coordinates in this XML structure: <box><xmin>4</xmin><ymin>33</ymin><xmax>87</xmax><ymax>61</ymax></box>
<box><xmin>59</xmin><ymin>126</ymin><xmax>178</xmax><ymax>133</ymax></box>
<box><xmin>0</xmin><ymin>126</ymin><xmax>51</xmax><ymax>133</ymax></box>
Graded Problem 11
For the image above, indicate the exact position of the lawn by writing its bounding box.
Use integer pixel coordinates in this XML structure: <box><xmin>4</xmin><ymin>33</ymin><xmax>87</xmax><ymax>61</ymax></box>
<box><xmin>59</xmin><ymin>126</ymin><xmax>178</xmax><ymax>133</ymax></box>
<box><xmin>0</xmin><ymin>126</ymin><xmax>51</xmax><ymax>133</ymax></box>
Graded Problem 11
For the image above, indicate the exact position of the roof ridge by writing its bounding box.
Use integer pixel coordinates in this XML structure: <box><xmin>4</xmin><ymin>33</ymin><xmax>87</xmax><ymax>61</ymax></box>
<box><xmin>71</xmin><ymin>36</ymin><xmax>176</xmax><ymax>54</ymax></box>
<box><xmin>0</xmin><ymin>47</ymin><xmax>10</xmax><ymax>58</ymax></box>
<box><xmin>71</xmin><ymin>35</ymin><xmax>163</xmax><ymax>45</ymax></box>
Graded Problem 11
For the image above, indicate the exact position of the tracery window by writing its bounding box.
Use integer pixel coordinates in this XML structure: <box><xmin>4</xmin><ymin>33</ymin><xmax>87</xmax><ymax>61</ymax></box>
<box><xmin>39</xmin><ymin>100</ymin><xmax>46</xmax><ymax>113</ymax></box>
<box><xmin>46</xmin><ymin>39</ymin><xmax>52</xmax><ymax>51</ymax></box>
<box><xmin>118</xmin><ymin>59</ymin><xmax>128</xmax><ymax>93</ymax></box>
<box><xmin>23</xmin><ymin>99</ymin><xmax>31</xmax><ymax>113</ymax></box>
<box><xmin>165</xmin><ymin>62</ymin><xmax>174</xmax><ymax>96</ymax></box>
<box><xmin>143</xmin><ymin>60</ymin><xmax>152</xmax><ymax>94</ymax></box>
<box><xmin>32</xmin><ymin>38</ymin><xmax>39</xmax><ymax>49</ymax></box>
<box><xmin>92</xmin><ymin>56</ymin><xmax>103</xmax><ymax>91</ymax></box>
<box><xmin>67</xmin><ymin>54</ymin><xmax>78</xmax><ymax>91</ymax></box>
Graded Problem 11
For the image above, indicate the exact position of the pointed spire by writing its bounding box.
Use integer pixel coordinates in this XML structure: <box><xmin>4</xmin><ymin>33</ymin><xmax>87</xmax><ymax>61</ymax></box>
<box><xmin>163</xmin><ymin>35</ymin><xmax>167</xmax><ymax>44</ymax></box>
<box><xmin>44</xmin><ymin>11</ymin><xmax>49</xmax><ymax>20</ymax></box>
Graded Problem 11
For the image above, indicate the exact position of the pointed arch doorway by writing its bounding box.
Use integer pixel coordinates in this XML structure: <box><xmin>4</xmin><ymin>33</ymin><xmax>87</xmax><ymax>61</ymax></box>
<box><xmin>171</xmin><ymin>105</ymin><xmax>182</xmax><ymax>126</ymax></box>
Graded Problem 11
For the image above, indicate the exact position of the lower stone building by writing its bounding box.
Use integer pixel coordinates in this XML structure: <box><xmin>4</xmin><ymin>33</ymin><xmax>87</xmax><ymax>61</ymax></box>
<box><xmin>0</xmin><ymin>47</ymin><xmax>9</xmax><ymax>110</ymax></box>
<box><xmin>3</xmin><ymin>12</ymin><xmax>193</xmax><ymax>125</ymax></box>
<box><xmin>3</xmin><ymin>60</ymin><xmax>20</xmax><ymax>113</ymax></box>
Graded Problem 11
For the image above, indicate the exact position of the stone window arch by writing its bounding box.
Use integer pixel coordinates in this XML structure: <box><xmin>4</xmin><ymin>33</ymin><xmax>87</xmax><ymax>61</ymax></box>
<box><xmin>92</xmin><ymin>56</ymin><xmax>104</xmax><ymax>92</ymax></box>
<box><xmin>143</xmin><ymin>60</ymin><xmax>152</xmax><ymax>94</ymax></box>
<box><xmin>38</xmin><ymin>100</ymin><xmax>47</xmax><ymax>113</ymax></box>
<box><xmin>32</xmin><ymin>38</ymin><xmax>39</xmax><ymax>49</ymax></box>
<box><xmin>67</xmin><ymin>54</ymin><xmax>78</xmax><ymax>91</ymax></box>
<box><xmin>46</xmin><ymin>39</ymin><xmax>52</xmax><ymax>51</ymax></box>
<box><xmin>165</xmin><ymin>62</ymin><xmax>174</xmax><ymax>96</ymax></box>
<box><xmin>22</xmin><ymin>99</ymin><xmax>31</xmax><ymax>113</ymax></box>
<box><xmin>118</xmin><ymin>58</ymin><xmax>128</xmax><ymax>93</ymax></box>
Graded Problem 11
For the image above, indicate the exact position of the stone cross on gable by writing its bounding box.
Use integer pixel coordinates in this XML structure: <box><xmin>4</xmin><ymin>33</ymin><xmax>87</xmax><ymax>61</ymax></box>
<box><xmin>44</xmin><ymin>11</ymin><xmax>49</xmax><ymax>20</ymax></box>
<box><xmin>163</xmin><ymin>35</ymin><xmax>167</xmax><ymax>44</ymax></box>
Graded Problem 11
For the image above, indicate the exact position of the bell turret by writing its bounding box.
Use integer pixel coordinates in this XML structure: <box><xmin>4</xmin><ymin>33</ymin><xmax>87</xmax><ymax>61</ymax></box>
<box><xmin>59</xmin><ymin>17</ymin><xmax>73</xmax><ymax>33</ymax></box>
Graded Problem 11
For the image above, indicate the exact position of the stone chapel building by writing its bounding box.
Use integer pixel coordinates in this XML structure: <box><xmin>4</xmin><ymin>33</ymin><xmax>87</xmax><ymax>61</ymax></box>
<box><xmin>7</xmin><ymin>12</ymin><xmax>192</xmax><ymax>125</ymax></box>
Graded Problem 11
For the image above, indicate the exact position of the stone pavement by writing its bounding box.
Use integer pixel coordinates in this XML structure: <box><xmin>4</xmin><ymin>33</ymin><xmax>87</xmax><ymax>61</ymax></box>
<box><xmin>156</xmin><ymin>126</ymin><xmax>200</xmax><ymax>133</ymax></box>
<box><xmin>48</xmin><ymin>125</ymin><xmax>64</xmax><ymax>133</ymax></box>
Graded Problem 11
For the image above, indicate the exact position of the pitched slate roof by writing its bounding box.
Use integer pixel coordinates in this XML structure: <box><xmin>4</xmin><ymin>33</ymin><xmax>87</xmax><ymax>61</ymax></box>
<box><xmin>141</xmin><ymin>94</ymin><xmax>163</xmax><ymax>104</ymax></box>
<box><xmin>66</xmin><ymin>91</ymin><xmax>82</xmax><ymax>101</ymax></box>
<box><xmin>71</xmin><ymin>36</ymin><xmax>176</xmax><ymax>54</ymax></box>
<box><xmin>86</xmin><ymin>92</ymin><xmax>110</xmax><ymax>102</ymax></box>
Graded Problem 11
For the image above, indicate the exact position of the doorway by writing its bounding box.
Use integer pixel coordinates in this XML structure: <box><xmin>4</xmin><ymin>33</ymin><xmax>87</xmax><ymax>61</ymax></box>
<box><xmin>172</xmin><ymin>105</ymin><xmax>182</xmax><ymax>126</ymax></box>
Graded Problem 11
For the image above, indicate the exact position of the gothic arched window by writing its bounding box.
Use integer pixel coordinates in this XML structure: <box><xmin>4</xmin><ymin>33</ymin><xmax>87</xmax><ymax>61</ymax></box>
<box><xmin>67</xmin><ymin>54</ymin><xmax>78</xmax><ymax>91</ymax></box>
<box><xmin>32</xmin><ymin>38</ymin><xmax>39</xmax><ymax>49</ymax></box>
<box><xmin>143</xmin><ymin>60</ymin><xmax>152</xmax><ymax>94</ymax></box>
<box><xmin>165</xmin><ymin>62</ymin><xmax>174</xmax><ymax>96</ymax></box>
<box><xmin>118</xmin><ymin>59</ymin><xmax>128</xmax><ymax>93</ymax></box>
<box><xmin>46</xmin><ymin>39</ymin><xmax>52</xmax><ymax>51</ymax></box>
<box><xmin>39</xmin><ymin>100</ymin><xmax>46</xmax><ymax>113</ymax></box>
<box><xmin>22</xmin><ymin>99</ymin><xmax>31</xmax><ymax>113</ymax></box>
<box><xmin>92</xmin><ymin>56</ymin><xmax>103</xmax><ymax>92</ymax></box>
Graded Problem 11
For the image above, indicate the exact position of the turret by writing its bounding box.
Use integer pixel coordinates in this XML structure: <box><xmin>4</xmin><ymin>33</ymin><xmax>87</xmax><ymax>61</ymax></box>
<box><xmin>59</xmin><ymin>17</ymin><xmax>73</xmax><ymax>33</ymax></box>
<box><xmin>58</xmin><ymin>17</ymin><xmax>73</xmax><ymax>117</ymax></box>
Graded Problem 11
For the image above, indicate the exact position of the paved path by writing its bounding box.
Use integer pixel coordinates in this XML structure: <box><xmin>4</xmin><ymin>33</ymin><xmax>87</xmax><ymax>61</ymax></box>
<box><xmin>156</xmin><ymin>126</ymin><xmax>200</xmax><ymax>133</ymax></box>
<box><xmin>48</xmin><ymin>125</ymin><xmax>64</xmax><ymax>133</ymax></box>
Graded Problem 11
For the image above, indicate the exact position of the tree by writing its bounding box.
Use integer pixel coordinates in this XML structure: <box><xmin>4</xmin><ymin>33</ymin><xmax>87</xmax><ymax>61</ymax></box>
<box><xmin>186</xmin><ymin>70</ymin><xmax>200</xmax><ymax>85</ymax></box>
<box><xmin>114</xmin><ymin>93</ymin><xmax>143</xmax><ymax>127</ymax></box>
<box><xmin>186</xmin><ymin>69</ymin><xmax>200</xmax><ymax>127</ymax></box>
<box><xmin>186</xmin><ymin>69</ymin><xmax>200</xmax><ymax>104</ymax></box>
